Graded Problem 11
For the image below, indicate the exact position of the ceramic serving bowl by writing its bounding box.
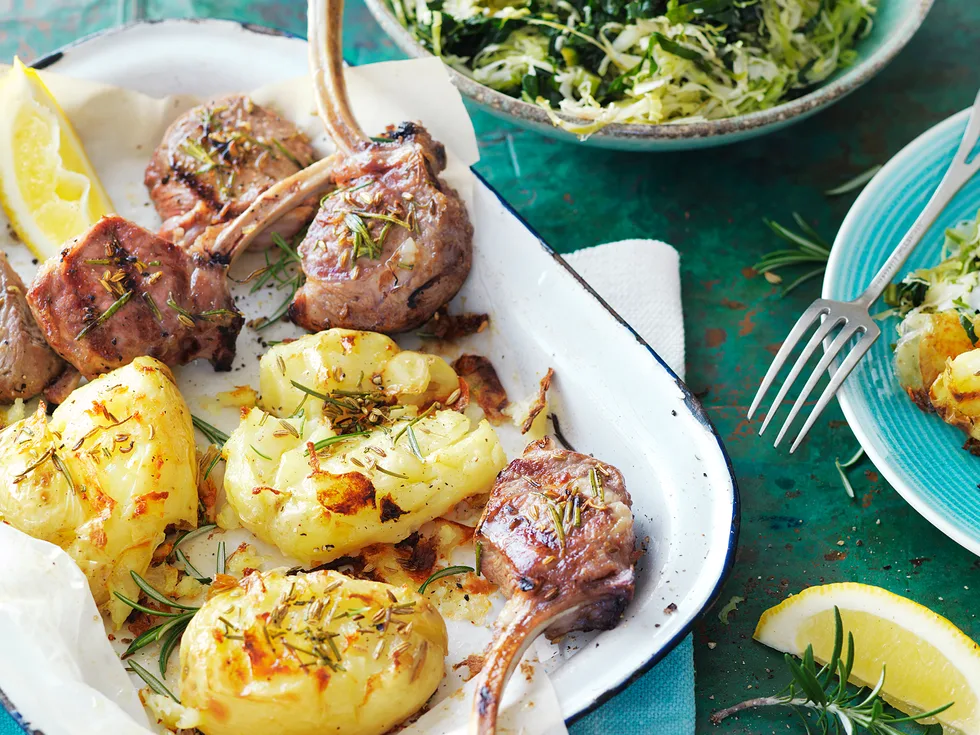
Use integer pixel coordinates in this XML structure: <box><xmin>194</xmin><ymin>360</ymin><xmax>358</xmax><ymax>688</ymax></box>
<box><xmin>365</xmin><ymin>0</ymin><xmax>934</xmax><ymax>151</ymax></box>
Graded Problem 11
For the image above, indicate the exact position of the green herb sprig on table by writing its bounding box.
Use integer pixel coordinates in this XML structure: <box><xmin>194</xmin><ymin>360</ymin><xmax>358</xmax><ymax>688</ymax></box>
<box><xmin>710</xmin><ymin>607</ymin><xmax>952</xmax><ymax>734</ymax></box>
<box><xmin>756</xmin><ymin>164</ymin><xmax>881</xmax><ymax>296</ymax></box>
<box><xmin>754</xmin><ymin>213</ymin><xmax>832</xmax><ymax>296</ymax></box>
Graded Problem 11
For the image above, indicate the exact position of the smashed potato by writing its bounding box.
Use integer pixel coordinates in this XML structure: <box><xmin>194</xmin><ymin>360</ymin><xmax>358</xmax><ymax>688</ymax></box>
<box><xmin>895</xmin><ymin>311</ymin><xmax>975</xmax><ymax>407</ymax></box>
<box><xmin>223</xmin><ymin>407</ymin><xmax>505</xmax><ymax>564</ymax></box>
<box><xmin>178</xmin><ymin>569</ymin><xmax>447</xmax><ymax>735</ymax></box>
<box><xmin>0</xmin><ymin>357</ymin><xmax>197</xmax><ymax>626</ymax></box>
<box><xmin>259</xmin><ymin>329</ymin><xmax>458</xmax><ymax>417</ymax></box>
<box><xmin>930</xmin><ymin>348</ymin><xmax>980</xmax><ymax>443</ymax></box>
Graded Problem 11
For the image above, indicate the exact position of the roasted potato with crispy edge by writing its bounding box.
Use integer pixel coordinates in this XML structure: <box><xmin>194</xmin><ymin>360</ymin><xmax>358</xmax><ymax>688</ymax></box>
<box><xmin>0</xmin><ymin>357</ymin><xmax>197</xmax><ymax>627</ymax></box>
<box><xmin>174</xmin><ymin>569</ymin><xmax>447</xmax><ymax>735</ymax></box>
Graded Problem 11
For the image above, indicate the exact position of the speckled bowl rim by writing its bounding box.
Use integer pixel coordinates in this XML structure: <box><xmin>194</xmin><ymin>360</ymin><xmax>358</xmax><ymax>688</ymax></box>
<box><xmin>365</xmin><ymin>0</ymin><xmax>935</xmax><ymax>143</ymax></box>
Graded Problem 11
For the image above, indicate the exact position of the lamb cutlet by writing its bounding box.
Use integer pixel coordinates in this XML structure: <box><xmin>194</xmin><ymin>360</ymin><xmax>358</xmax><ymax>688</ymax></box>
<box><xmin>210</xmin><ymin>0</ymin><xmax>473</xmax><ymax>334</ymax></box>
<box><xmin>27</xmin><ymin>216</ymin><xmax>243</xmax><ymax>378</ymax></box>
<box><xmin>0</xmin><ymin>251</ymin><xmax>68</xmax><ymax>402</ymax></box>
<box><xmin>146</xmin><ymin>95</ymin><xmax>317</xmax><ymax>252</ymax></box>
<box><xmin>471</xmin><ymin>436</ymin><xmax>637</xmax><ymax>734</ymax></box>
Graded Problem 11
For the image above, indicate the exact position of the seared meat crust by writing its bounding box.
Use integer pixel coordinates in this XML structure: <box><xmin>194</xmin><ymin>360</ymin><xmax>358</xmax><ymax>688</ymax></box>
<box><xmin>146</xmin><ymin>95</ymin><xmax>317</xmax><ymax>251</ymax></box>
<box><xmin>28</xmin><ymin>216</ymin><xmax>243</xmax><ymax>378</ymax></box>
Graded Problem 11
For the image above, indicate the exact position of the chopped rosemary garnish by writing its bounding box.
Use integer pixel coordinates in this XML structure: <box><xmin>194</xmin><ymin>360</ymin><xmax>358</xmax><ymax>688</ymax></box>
<box><xmin>305</xmin><ymin>432</ymin><xmax>371</xmax><ymax>455</ymax></box>
<box><xmin>83</xmin><ymin>258</ymin><xmax>112</xmax><ymax>265</ymax></box>
<box><xmin>548</xmin><ymin>503</ymin><xmax>566</xmax><ymax>550</ymax></box>
<box><xmin>393</xmin><ymin>404</ymin><xmax>437</xmax><ymax>444</ymax></box>
<box><xmin>272</xmin><ymin>138</ymin><xmax>304</xmax><ymax>168</ymax></box>
<box><xmin>374</xmin><ymin>464</ymin><xmax>409</xmax><ymax>480</ymax></box>
<box><xmin>418</xmin><ymin>565</ymin><xmax>474</xmax><ymax>593</ymax></box>
<box><xmin>353</xmin><ymin>210</ymin><xmax>412</xmax><ymax>229</ymax></box>
<box><xmin>710</xmin><ymin>607</ymin><xmax>954</xmax><ymax>733</ymax></box>
<box><xmin>192</xmin><ymin>415</ymin><xmax>229</xmax><ymax>446</ymax></box>
<box><xmin>475</xmin><ymin>541</ymin><xmax>483</xmax><ymax>577</ymax></box>
<box><xmin>344</xmin><ymin>213</ymin><xmax>381</xmax><ymax>261</ymax></box>
<box><xmin>51</xmin><ymin>451</ymin><xmax>74</xmax><ymax>493</ymax></box>
<box><xmin>75</xmin><ymin>290</ymin><xmax>132</xmax><ymax>340</ymax></box>
<box><xmin>216</xmin><ymin>540</ymin><xmax>226</xmax><ymax>576</ymax></box>
<box><xmin>127</xmin><ymin>660</ymin><xmax>180</xmax><ymax>703</ymax></box>
<box><xmin>181</xmin><ymin>139</ymin><xmax>218</xmax><ymax>173</ymax></box>
<box><xmin>405</xmin><ymin>425</ymin><xmax>424</xmax><ymax>461</ymax></box>
<box><xmin>290</xmin><ymin>380</ymin><xmax>330</xmax><ymax>402</ymax></box>
<box><xmin>166</xmin><ymin>292</ymin><xmax>195</xmax><ymax>326</ymax></box>
<box><xmin>251</xmin><ymin>444</ymin><xmax>274</xmax><ymax>461</ymax></box>
<box><xmin>141</xmin><ymin>291</ymin><xmax>162</xmax><ymax>322</ymax></box>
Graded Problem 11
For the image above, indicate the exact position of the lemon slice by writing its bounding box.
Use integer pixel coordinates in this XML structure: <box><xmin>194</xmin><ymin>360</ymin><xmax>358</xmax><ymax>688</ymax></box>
<box><xmin>0</xmin><ymin>58</ymin><xmax>113</xmax><ymax>260</ymax></box>
<box><xmin>755</xmin><ymin>583</ymin><xmax>980</xmax><ymax>734</ymax></box>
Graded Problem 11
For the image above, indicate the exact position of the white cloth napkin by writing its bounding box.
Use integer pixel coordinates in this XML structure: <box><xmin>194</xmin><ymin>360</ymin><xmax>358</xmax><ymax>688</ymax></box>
<box><xmin>565</xmin><ymin>240</ymin><xmax>685</xmax><ymax>378</ymax></box>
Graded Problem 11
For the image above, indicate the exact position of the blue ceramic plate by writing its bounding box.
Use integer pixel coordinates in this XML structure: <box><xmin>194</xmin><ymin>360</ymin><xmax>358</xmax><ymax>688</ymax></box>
<box><xmin>824</xmin><ymin>106</ymin><xmax>980</xmax><ymax>554</ymax></box>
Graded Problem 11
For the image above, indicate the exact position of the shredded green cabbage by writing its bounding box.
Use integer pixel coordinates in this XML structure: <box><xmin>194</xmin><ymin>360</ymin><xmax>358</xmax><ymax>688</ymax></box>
<box><xmin>389</xmin><ymin>0</ymin><xmax>878</xmax><ymax>136</ymax></box>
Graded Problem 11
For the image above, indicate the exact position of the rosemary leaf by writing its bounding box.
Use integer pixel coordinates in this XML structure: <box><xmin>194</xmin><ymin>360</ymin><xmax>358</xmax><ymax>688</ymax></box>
<box><xmin>75</xmin><ymin>290</ymin><xmax>133</xmax><ymax>340</ymax></box>
<box><xmin>824</xmin><ymin>165</ymin><xmax>882</xmax><ymax>196</ymax></box>
<box><xmin>192</xmin><ymin>415</ymin><xmax>229</xmax><ymax>446</ymax></box>
<box><xmin>128</xmin><ymin>660</ymin><xmax>180</xmax><ymax>703</ymax></box>
<box><xmin>418</xmin><ymin>565</ymin><xmax>474</xmax><ymax>593</ymax></box>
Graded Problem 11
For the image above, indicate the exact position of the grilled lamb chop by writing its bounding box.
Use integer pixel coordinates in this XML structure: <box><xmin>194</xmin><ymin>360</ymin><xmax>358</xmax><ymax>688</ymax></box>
<box><xmin>27</xmin><ymin>216</ymin><xmax>243</xmax><ymax>378</ymax></box>
<box><xmin>472</xmin><ymin>436</ymin><xmax>636</xmax><ymax>734</ymax></box>
<box><xmin>146</xmin><ymin>95</ymin><xmax>317</xmax><ymax>251</ymax></box>
<box><xmin>0</xmin><ymin>251</ymin><xmax>68</xmax><ymax>402</ymax></box>
<box><xmin>211</xmin><ymin>0</ymin><xmax>473</xmax><ymax>333</ymax></box>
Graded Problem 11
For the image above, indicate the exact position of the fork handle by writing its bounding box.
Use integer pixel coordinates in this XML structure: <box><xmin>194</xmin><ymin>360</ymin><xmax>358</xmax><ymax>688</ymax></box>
<box><xmin>857</xmin><ymin>88</ymin><xmax>980</xmax><ymax>308</ymax></box>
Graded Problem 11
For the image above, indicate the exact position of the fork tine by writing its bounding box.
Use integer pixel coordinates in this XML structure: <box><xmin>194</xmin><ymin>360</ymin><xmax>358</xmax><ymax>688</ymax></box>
<box><xmin>747</xmin><ymin>301</ymin><xmax>831</xmax><ymax>420</ymax></box>
<box><xmin>789</xmin><ymin>325</ymin><xmax>880</xmax><ymax>453</ymax></box>
<box><xmin>773</xmin><ymin>323</ymin><xmax>862</xmax><ymax>448</ymax></box>
<box><xmin>758</xmin><ymin>312</ymin><xmax>845</xmax><ymax>436</ymax></box>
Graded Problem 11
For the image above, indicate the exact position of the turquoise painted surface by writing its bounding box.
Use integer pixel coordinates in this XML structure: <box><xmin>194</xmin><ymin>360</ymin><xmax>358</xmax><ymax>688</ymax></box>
<box><xmin>2</xmin><ymin>0</ymin><xmax>980</xmax><ymax>732</ymax></box>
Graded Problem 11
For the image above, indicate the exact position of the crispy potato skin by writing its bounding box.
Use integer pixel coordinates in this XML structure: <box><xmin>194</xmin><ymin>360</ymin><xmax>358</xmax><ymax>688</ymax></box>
<box><xmin>0</xmin><ymin>357</ymin><xmax>198</xmax><ymax>627</ymax></box>
<box><xmin>223</xmin><ymin>407</ymin><xmax>505</xmax><ymax>564</ymax></box>
<box><xmin>896</xmin><ymin>311</ymin><xmax>975</xmax><ymax>407</ymax></box>
<box><xmin>180</xmin><ymin>569</ymin><xmax>447</xmax><ymax>735</ymax></box>
<box><xmin>930</xmin><ymin>348</ymin><xmax>980</xmax><ymax>440</ymax></box>
<box><xmin>259</xmin><ymin>329</ymin><xmax>457</xmax><ymax>416</ymax></box>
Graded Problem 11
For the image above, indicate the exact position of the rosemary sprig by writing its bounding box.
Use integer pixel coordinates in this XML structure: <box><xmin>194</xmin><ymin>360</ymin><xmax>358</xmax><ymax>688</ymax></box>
<box><xmin>754</xmin><ymin>214</ymin><xmax>832</xmax><ymax>296</ymax></box>
<box><xmin>418</xmin><ymin>565</ymin><xmax>474</xmax><ymax>594</ymax></box>
<box><xmin>711</xmin><ymin>607</ymin><xmax>953</xmax><ymax>733</ymax></box>
<box><xmin>192</xmin><ymin>415</ymin><xmax>229</xmax><ymax>446</ymax></box>
<box><xmin>835</xmin><ymin>447</ymin><xmax>865</xmax><ymax>500</ymax></box>
<box><xmin>250</xmin><ymin>232</ymin><xmax>306</xmax><ymax>331</ymax></box>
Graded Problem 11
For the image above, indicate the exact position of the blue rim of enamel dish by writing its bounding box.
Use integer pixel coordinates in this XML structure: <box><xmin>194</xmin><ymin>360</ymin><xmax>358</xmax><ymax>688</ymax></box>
<box><xmin>10</xmin><ymin>19</ymin><xmax>741</xmax><ymax>731</ymax></box>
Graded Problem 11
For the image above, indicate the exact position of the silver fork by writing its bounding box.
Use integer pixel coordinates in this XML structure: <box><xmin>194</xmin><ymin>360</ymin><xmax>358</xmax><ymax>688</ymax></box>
<box><xmin>749</xmin><ymin>88</ymin><xmax>980</xmax><ymax>453</ymax></box>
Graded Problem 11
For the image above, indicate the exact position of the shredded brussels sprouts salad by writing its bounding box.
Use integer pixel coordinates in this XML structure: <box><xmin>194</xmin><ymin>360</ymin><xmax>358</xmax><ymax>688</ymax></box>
<box><xmin>885</xmin><ymin>210</ymin><xmax>980</xmax><ymax>321</ymax></box>
<box><xmin>387</xmin><ymin>0</ymin><xmax>878</xmax><ymax>134</ymax></box>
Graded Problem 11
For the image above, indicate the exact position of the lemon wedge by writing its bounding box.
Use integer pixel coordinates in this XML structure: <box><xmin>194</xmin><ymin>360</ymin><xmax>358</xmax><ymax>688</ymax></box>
<box><xmin>755</xmin><ymin>583</ymin><xmax>980</xmax><ymax>734</ymax></box>
<box><xmin>0</xmin><ymin>58</ymin><xmax>113</xmax><ymax>260</ymax></box>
